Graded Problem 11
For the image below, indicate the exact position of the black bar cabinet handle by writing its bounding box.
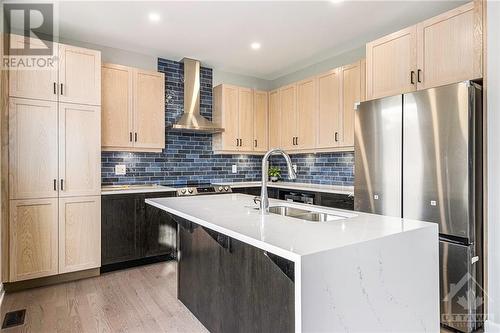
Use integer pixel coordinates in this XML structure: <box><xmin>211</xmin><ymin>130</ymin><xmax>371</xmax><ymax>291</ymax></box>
<box><xmin>417</xmin><ymin>69</ymin><xmax>422</xmax><ymax>83</ymax></box>
<box><xmin>135</xmin><ymin>132</ymin><xmax>138</xmax><ymax>142</ymax></box>
<box><xmin>60</xmin><ymin>179</ymin><xmax>64</xmax><ymax>191</ymax></box>
<box><xmin>53</xmin><ymin>82</ymin><xmax>57</xmax><ymax>95</ymax></box>
<box><xmin>410</xmin><ymin>71</ymin><xmax>415</xmax><ymax>85</ymax></box>
<box><xmin>130</xmin><ymin>132</ymin><xmax>133</xmax><ymax>142</ymax></box>
<box><xmin>60</xmin><ymin>83</ymin><xmax>63</xmax><ymax>95</ymax></box>
<box><xmin>53</xmin><ymin>179</ymin><xmax>57</xmax><ymax>191</ymax></box>
<box><xmin>254</xmin><ymin>139</ymin><xmax>257</xmax><ymax>148</ymax></box>
<box><xmin>335</xmin><ymin>132</ymin><xmax>338</xmax><ymax>142</ymax></box>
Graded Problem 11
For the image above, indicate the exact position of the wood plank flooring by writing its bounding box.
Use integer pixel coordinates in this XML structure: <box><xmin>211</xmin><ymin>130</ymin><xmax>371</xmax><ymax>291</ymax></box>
<box><xmin>0</xmin><ymin>262</ymin><xmax>208</xmax><ymax>333</ymax></box>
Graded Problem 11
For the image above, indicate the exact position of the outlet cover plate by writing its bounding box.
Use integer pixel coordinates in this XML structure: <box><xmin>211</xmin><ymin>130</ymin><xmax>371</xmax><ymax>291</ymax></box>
<box><xmin>231</xmin><ymin>165</ymin><xmax>237</xmax><ymax>173</ymax></box>
<box><xmin>115</xmin><ymin>165</ymin><xmax>126</xmax><ymax>175</ymax></box>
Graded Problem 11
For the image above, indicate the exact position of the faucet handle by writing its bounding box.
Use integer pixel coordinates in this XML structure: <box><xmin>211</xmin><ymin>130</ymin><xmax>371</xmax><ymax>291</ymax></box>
<box><xmin>253</xmin><ymin>196</ymin><xmax>261</xmax><ymax>205</ymax></box>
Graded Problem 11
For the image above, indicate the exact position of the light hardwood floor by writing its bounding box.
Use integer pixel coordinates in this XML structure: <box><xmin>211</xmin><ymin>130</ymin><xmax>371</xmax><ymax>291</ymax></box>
<box><xmin>0</xmin><ymin>262</ymin><xmax>208</xmax><ymax>333</ymax></box>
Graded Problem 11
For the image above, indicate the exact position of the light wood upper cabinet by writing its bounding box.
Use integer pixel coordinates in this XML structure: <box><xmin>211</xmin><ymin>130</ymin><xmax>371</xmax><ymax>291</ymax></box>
<box><xmin>253</xmin><ymin>90</ymin><xmax>269</xmax><ymax>152</ymax></box>
<box><xmin>101</xmin><ymin>64</ymin><xmax>165</xmax><ymax>152</ymax></box>
<box><xmin>268</xmin><ymin>90</ymin><xmax>281</xmax><ymax>149</ymax></box>
<box><xmin>238</xmin><ymin>87</ymin><xmax>254</xmax><ymax>151</ymax></box>
<box><xmin>58</xmin><ymin>44</ymin><xmax>101</xmax><ymax>105</ymax></box>
<box><xmin>8</xmin><ymin>35</ymin><xmax>58</xmax><ymax>101</ymax></box>
<box><xmin>10</xmin><ymin>198</ymin><xmax>58</xmax><ymax>281</ymax></box>
<box><xmin>59</xmin><ymin>196</ymin><xmax>100</xmax><ymax>273</ymax></box>
<box><xmin>59</xmin><ymin>103</ymin><xmax>101</xmax><ymax>197</ymax></box>
<box><xmin>317</xmin><ymin>69</ymin><xmax>342</xmax><ymax>149</ymax></box>
<box><xmin>366</xmin><ymin>25</ymin><xmax>417</xmax><ymax>100</ymax></box>
<box><xmin>280</xmin><ymin>84</ymin><xmax>297</xmax><ymax>150</ymax></box>
<box><xmin>416</xmin><ymin>1</ymin><xmax>482</xmax><ymax>90</ymax></box>
<box><xmin>133</xmin><ymin>69</ymin><xmax>165</xmax><ymax>150</ymax></box>
<box><xmin>101</xmin><ymin>64</ymin><xmax>133</xmax><ymax>149</ymax></box>
<box><xmin>296</xmin><ymin>78</ymin><xmax>316</xmax><ymax>150</ymax></box>
<box><xmin>213</xmin><ymin>84</ymin><xmax>239</xmax><ymax>151</ymax></box>
<box><xmin>9</xmin><ymin>98</ymin><xmax>58</xmax><ymax>200</ymax></box>
<box><xmin>340</xmin><ymin>62</ymin><xmax>362</xmax><ymax>147</ymax></box>
<box><xmin>365</xmin><ymin>1</ymin><xmax>482</xmax><ymax>100</ymax></box>
<box><xmin>212</xmin><ymin>84</ymin><xmax>258</xmax><ymax>153</ymax></box>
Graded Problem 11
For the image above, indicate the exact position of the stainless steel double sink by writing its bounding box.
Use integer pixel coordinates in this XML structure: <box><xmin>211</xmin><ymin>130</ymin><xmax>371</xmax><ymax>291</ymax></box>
<box><xmin>268</xmin><ymin>205</ymin><xmax>346</xmax><ymax>222</ymax></box>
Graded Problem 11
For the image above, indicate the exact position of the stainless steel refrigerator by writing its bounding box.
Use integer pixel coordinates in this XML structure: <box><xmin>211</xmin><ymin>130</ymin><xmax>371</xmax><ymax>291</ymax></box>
<box><xmin>354</xmin><ymin>81</ymin><xmax>483</xmax><ymax>333</ymax></box>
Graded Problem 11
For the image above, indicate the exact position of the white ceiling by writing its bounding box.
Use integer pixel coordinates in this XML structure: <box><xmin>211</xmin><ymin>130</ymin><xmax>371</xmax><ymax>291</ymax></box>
<box><xmin>55</xmin><ymin>1</ymin><xmax>466</xmax><ymax>80</ymax></box>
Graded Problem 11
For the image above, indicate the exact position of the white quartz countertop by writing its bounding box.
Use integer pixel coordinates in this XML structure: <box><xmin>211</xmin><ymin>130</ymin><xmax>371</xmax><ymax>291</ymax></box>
<box><xmin>101</xmin><ymin>184</ymin><xmax>177</xmax><ymax>195</ymax></box>
<box><xmin>146</xmin><ymin>194</ymin><xmax>436</xmax><ymax>261</ymax></box>
<box><xmin>214</xmin><ymin>181</ymin><xmax>354</xmax><ymax>195</ymax></box>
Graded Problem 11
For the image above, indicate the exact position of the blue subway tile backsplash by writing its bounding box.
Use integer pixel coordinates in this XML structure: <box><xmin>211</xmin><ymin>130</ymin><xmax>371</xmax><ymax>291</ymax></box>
<box><xmin>101</xmin><ymin>58</ymin><xmax>354</xmax><ymax>186</ymax></box>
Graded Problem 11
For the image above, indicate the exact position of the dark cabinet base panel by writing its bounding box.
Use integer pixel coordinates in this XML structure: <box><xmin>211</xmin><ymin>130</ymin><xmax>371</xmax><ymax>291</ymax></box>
<box><xmin>100</xmin><ymin>254</ymin><xmax>175</xmax><ymax>273</ymax></box>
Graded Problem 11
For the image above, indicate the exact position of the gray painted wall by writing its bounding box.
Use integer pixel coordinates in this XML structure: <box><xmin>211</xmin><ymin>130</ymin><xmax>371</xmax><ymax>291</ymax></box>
<box><xmin>268</xmin><ymin>46</ymin><xmax>365</xmax><ymax>90</ymax></box>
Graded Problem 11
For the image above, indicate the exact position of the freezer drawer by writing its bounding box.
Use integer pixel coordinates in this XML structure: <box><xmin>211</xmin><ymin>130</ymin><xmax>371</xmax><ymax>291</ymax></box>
<box><xmin>440</xmin><ymin>240</ymin><xmax>483</xmax><ymax>332</ymax></box>
<box><xmin>354</xmin><ymin>95</ymin><xmax>402</xmax><ymax>217</ymax></box>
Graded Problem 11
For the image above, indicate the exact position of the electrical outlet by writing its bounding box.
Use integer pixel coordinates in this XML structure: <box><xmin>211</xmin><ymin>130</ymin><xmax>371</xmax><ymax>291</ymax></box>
<box><xmin>115</xmin><ymin>164</ymin><xmax>126</xmax><ymax>175</ymax></box>
<box><xmin>292</xmin><ymin>164</ymin><xmax>298</xmax><ymax>173</ymax></box>
<box><xmin>232</xmin><ymin>165</ymin><xmax>237</xmax><ymax>173</ymax></box>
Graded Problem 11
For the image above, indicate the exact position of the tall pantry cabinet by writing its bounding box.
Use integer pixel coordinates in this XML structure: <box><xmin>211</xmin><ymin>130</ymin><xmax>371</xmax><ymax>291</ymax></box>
<box><xmin>6</xmin><ymin>35</ymin><xmax>101</xmax><ymax>282</ymax></box>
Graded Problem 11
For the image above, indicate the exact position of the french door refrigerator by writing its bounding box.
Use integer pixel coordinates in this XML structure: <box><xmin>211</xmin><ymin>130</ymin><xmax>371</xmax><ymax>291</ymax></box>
<box><xmin>354</xmin><ymin>81</ymin><xmax>483</xmax><ymax>333</ymax></box>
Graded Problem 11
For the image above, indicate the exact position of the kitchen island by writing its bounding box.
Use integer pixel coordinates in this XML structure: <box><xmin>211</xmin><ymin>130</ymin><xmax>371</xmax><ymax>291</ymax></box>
<box><xmin>146</xmin><ymin>194</ymin><xmax>440</xmax><ymax>333</ymax></box>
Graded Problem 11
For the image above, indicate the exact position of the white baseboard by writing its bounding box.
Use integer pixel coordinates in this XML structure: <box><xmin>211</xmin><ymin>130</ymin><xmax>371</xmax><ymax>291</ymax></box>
<box><xmin>485</xmin><ymin>319</ymin><xmax>500</xmax><ymax>332</ymax></box>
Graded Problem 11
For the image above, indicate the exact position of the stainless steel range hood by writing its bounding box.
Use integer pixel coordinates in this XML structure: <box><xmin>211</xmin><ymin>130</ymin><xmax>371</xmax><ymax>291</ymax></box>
<box><xmin>170</xmin><ymin>58</ymin><xmax>224</xmax><ymax>133</ymax></box>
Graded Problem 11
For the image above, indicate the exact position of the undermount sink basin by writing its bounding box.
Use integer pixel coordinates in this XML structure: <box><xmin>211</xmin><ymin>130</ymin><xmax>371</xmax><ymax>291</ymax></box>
<box><xmin>268</xmin><ymin>205</ymin><xmax>346</xmax><ymax>222</ymax></box>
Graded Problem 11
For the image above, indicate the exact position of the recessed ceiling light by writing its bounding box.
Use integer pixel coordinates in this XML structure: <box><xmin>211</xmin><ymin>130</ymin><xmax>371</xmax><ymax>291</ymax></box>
<box><xmin>330</xmin><ymin>0</ymin><xmax>344</xmax><ymax>4</ymax></box>
<box><xmin>148</xmin><ymin>12</ymin><xmax>161</xmax><ymax>22</ymax></box>
<box><xmin>250</xmin><ymin>42</ymin><xmax>261</xmax><ymax>50</ymax></box>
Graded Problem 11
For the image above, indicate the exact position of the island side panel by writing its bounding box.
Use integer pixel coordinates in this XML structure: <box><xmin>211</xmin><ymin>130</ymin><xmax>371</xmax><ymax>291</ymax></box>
<box><xmin>175</xmin><ymin>214</ymin><xmax>295</xmax><ymax>333</ymax></box>
<box><xmin>300</xmin><ymin>225</ymin><xmax>439</xmax><ymax>332</ymax></box>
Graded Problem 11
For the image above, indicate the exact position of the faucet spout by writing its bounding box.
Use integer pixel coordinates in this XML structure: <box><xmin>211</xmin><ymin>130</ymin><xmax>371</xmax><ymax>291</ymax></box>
<box><xmin>259</xmin><ymin>148</ymin><xmax>296</xmax><ymax>214</ymax></box>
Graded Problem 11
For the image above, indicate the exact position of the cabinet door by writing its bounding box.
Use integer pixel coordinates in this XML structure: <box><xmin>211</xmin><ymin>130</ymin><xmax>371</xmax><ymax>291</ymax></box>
<box><xmin>142</xmin><ymin>193</ymin><xmax>177</xmax><ymax>258</ymax></box>
<box><xmin>10</xmin><ymin>198</ymin><xmax>58</xmax><ymax>281</ymax></box>
<box><xmin>280</xmin><ymin>84</ymin><xmax>297</xmax><ymax>150</ymax></box>
<box><xmin>417</xmin><ymin>2</ymin><xmax>482</xmax><ymax>90</ymax></box>
<box><xmin>101</xmin><ymin>64</ymin><xmax>134</xmax><ymax>149</ymax></box>
<box><xmin>58</xmin><ymin>44</ymin><xmax>101</xmax><ymax>105</ymax></box>
<box><xmin>317</xmin><ymin>69</ymin><xmax>341</xmax><ymax>149</ymax></box>
<box><xmin>8</xmin><ymin>35</ymin><xmax>58</xmax><ymax>101</ymax></box>
<box><xmin>296</xmin><ymin>78</ymin><xmax>316</xmax><ymax>149</ymax></box>
<box><xmin>268</xmin><ymin>90</ymin><xmax>281</xmax><ymax>149</ymax></box>
<box><xmin>101</xmin><ymin>195</ymin><xmax>141</xmax><ymax>265</ymax></box>
<box><xmin>9</xmin><ymin>98</ymin><xmax>58</xmax><ymax>199</ymax></box>
<box><xmin>340</xmin><ymin>62</ymin><xmax>361</xmax><ymax>147</ymax></box>
<box><xmin>221</xmin><ymin>85</ymin><xmax>239</xmax><ymax>150</ymax></box>
<box><xmin>238</xmin><ymin>87</ymin><xmax>254</xmax><ymax>151</ymax></box>
<box><xmin>59</xmin><ymin>103</ymin><xmax>101</xmax><ymax>197</ymax></box>
<box><xmin>253</xmin><ymin>90</ymin><xmax>269</xmax><ymax>152</ymax></box>
<box><xmin>59</xmin><ymin>196</ymin><xmax>100</xmax><ymax>273</ymax></box>
<box><xmin>133</xmin><ymin>69</ymin><xmax>165</xmax><ymax>151</ymax></box>
<box><xmin>366</xmin><ymin>25</ymin><xmax>417</xmax><ymax>100</ymax></box>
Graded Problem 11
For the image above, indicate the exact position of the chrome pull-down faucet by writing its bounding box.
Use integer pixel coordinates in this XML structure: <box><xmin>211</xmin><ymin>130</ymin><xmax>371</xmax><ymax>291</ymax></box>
<box><xmin>258</xmin><ymin>148</ymin><xmax>297</xmax><ymax>214</ymax></box>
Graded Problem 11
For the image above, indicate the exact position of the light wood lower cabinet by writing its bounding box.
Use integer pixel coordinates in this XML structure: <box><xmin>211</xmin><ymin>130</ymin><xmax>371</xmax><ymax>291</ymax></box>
<box><xmin>59</xmin><ymin>196</ymin><xmax>100</xmax><ymax>274</ymax></box>
<box><xmin>10</xmin><ymin>198</ymin><xmax>58</xmax><ymax>282</ymax></box>
<box><xmin>9</xmin><ymin>98</ymin><xmax>58</xmax><ymax>200</ymax></box>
